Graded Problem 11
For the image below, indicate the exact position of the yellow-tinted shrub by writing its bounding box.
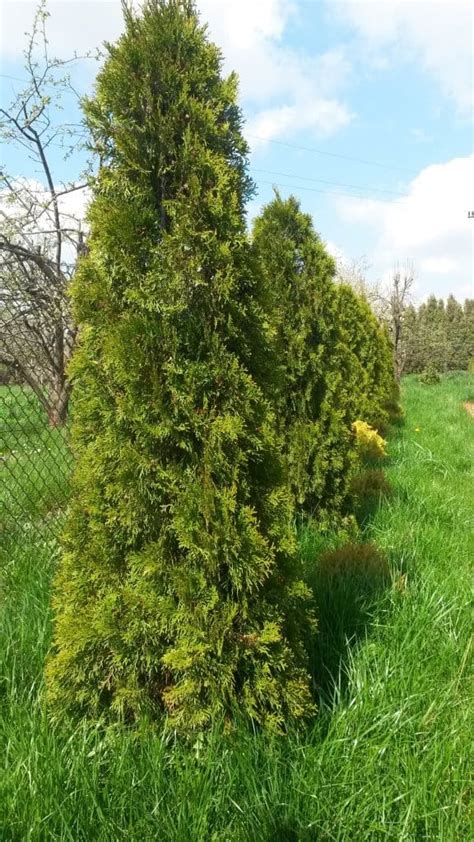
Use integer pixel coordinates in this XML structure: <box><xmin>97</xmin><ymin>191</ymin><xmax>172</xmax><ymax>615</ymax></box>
<box><xmin>352</xmin><ymin>420</ymin><xmax>387</xmax><ymax>461</ymax></box>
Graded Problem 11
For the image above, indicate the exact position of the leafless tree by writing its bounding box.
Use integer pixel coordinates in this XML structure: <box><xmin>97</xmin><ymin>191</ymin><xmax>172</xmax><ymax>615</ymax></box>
<box><xmin>371</xmin><ymin>262</ymin><xmax>415</xmax><ymax>381</ymax></box>
<box><xmin>335</xmin><ymin>255</ymin><xmax>370</xmax><ymax>295</ymax></box>
<box><xmin>334</xmin><ymin>253</ymin><xmax>415</xmax><ymax>381</ymax></box>
<box><xmin>0</xmin><ymin>1</ymin><xmax>92</xmax><ymax>426</ymax></box>
<box><xmin>390</xmin><ymin>264</ymin><xmax>415</xmax><ymax>380</ymax></box>
<box><xmin>334</xmin><ymin>254</ymin><xmax>386</xmax><ymax>311</ymax></box>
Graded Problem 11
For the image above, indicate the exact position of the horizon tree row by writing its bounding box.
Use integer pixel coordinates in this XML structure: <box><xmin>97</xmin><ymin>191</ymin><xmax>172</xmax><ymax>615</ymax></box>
<box><xmin>46</xmin><ymin>0</ymin><xmax>398</xmax><ymax>733</ymax></box>
<box><xmin>402</xmin><ymin>295</ymin><xmax>474</xmax><ymax>375</ymax></box>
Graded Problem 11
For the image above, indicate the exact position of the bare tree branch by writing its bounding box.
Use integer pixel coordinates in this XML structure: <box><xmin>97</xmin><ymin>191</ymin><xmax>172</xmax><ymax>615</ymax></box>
<box><xmin>333</xmin><ymin>253</ymin><xmax>415</xmax><ymax>381</ymax></box>
<box><xmin>0</xmin><ymin>0</ymin><xmax>92</xmax><ymax>426</ymax></box>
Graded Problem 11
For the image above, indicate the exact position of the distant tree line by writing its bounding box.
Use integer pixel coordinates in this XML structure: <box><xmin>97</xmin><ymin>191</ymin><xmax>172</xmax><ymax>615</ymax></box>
<box><xmin>402</xmin><ymin>295</ymin><xmax>474</xmax><ymax>375</ymax></box>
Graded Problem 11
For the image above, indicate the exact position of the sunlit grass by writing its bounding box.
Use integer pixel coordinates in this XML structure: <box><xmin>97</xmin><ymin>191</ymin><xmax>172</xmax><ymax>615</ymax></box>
<box><xmin>1</xmin><ymin>373</ymin><xmax>472</xmax><ymax>839</ymax></box>
<box><xmin>0</xmin><ymin>386</ymin><xmax>71</xmax><ymax>533</ymax></box>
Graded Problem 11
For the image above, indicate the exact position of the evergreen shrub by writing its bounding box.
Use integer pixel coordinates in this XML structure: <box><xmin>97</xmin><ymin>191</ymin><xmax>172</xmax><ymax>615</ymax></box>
<box><xmin>46</xmin><ymin>0</ymin><xmax>314</xmax><ymax>733</ymax></box>
<box><xmin>46</xmin><ymin>0</ymin><xmax>401</xmax><ymax>735</ymax></box>
<box><xmin>420</xmin><ymin>365</ymin><xmax>441</xmax><ymax>385</ymax></box>
<box><xmin>252</xmin><ymin>194</ymin><xmax>359</xmax><ymax>521</ymax></box>
<box><xmin>335</xmin><ymin>284</ymin><xmax>399</xmax><ymax>434</ymax></box>
<box><xmin>352</xmin><ymin>420</ymin><xmax>387</xmax><ymax>462</ymax></box>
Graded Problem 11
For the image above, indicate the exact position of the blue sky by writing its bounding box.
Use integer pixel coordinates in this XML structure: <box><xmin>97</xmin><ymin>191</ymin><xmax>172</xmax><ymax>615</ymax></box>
<box><xmin>1</xmin><ymin>0</ymin><xmax>473</xmax><ymax>301</ymax></box>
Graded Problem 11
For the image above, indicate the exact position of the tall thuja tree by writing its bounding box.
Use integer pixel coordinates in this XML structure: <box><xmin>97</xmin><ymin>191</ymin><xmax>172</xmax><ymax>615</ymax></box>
<box><xmin>402</xmin><ymin>304</ymin><xmax>424</xmax><ymax>374</ymax></box>
<box><xmin>252</xmin><ymin>194</ymin><xmax>358</xmax><ymax>520</ymax></box>
<box><xmin>401</xmin><ymin>296</ymin><xmax>473</xmax><ymax>374</ymax></box>
<box><xmin>445</xmin><ymin>295</ymin><xmax>465</xmax><ymax>370</ymax></box>
<box><xmin>46</xmin><ymin>0</ymin><xmax>314</xmax><ymax>732</ymax></box>
<box><xmin>462</xmin><ymin>299</ymin><xmax>474</xmax><ymax>366</ymax></box>
<box><xmin>419</xmin><ymin>296</ymin><xmax>448</xmax><ymax>373</ymax></box>
<box><xmin>335</xmin><ymin>284</ymin><xmax>399</xmax><ymax>433</ymax></box>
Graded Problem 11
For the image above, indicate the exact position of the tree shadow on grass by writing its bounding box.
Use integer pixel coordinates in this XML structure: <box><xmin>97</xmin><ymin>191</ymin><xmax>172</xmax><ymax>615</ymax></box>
<box><xmin>261</xmin><ymin>819</ymin><xmax>319</xmax><ymax>842</ymax></box>
<box><xmin>305</xmin><ymin>542</ymin><xmax>391</xmax><ymax>708</ymax></box>
<box><xmin>348</xmin><ymin>465</ymin><xmax>394</xmax><ymax>527</ymax></box>
<box><xmin>302</xmin><ymin>452</ymin><xmax>400</xmax><ymax>708</ymax></box>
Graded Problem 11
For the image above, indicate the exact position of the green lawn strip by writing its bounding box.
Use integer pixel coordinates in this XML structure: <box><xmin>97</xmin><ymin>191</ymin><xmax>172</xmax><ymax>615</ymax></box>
<box><xmin>1</xmin><ymin>373</ymin><xmax>472</xmax><ymax>840</ymax></box>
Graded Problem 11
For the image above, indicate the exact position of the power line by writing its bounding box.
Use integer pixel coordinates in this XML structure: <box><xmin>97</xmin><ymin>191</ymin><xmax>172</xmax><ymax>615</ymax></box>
<box><xmin>0</xmin><ymin>74</ymin><xmax>29</xmax><ymax>84</ymax></box>
<box><xmin>247</xmin><ymin>133</ymin><xmax>418</xmax><ymax>175</ymax></box>
<box><xmin>1</xmin><ymin>73</ymin><xmax>417</xmax><ymax>178</ymax></box>
<box><xmin>251</xmin><ymin>166</ymin><xmax>407</xmax><ymax>197</ymax></box>
<box><xmin>253</xmin><ymin>178</ymin><xmax>407</xmax><ymax>203</ymax></box>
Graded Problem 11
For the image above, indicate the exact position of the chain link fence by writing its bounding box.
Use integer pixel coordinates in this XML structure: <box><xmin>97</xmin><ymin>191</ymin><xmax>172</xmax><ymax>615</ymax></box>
<box><xmin>1</xmin><ymin>289</ymin><xmax>75</xmax><ymax>542</ymax></box>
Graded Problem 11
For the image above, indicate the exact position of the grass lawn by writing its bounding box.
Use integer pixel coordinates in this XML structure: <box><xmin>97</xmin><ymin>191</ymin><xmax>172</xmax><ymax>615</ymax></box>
<box><xmin>1</xmin><ymin>373</ymin><xmax>473</xmax><ymax>840</ymax></box>
<box><xmin>0</xmin><ymin>386</ymin><xmax>72</xmax><ymax>533</ymax></box>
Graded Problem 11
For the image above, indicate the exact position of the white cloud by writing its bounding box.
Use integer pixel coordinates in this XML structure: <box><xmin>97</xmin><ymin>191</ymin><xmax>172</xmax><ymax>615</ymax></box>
<box><xmin>0</xmin><ymin>0</ymin><xmax>353</xmax><ymax>145</ymax></box>
<box><xmin>247</xmin><ymin>98</ymin><xmax>352</xmax><ymax>145</ymax></box>
<box><xmin>328</xmin><ymin>0</ymin><xmax>474</xmax><ymax>114</ymax></box>
<box><xmin>199</xmin><ymin>0</ymin><xmax>292</xmax><ymax>52</ymax></box>
<box><xmin>0</xmin><ymin>177</ymin><xmax>90</xmax><ymax>267</ymax></box>
<box><xmin>334</xmin><ymin>155</ymin><xmax>474</xmax><ymax>300</ymax></box>
<box><xmin>199</xmin><ymin>2</ymin><xmax>353</xmax><ymax>144</ymax></box>
<box><xmin>0</xmin><ymin>1</ymin><xmax>124</xmax><ymax>60</ymax></box>
<box><xmin>325</xmin><ymin>240</ymin><xmax>348</xmax><ymax>264</ymax></box>
<box><xmin>420</xmin><ymin>256</ymin><xmax>458</xmax><ymax>275</ymax></box>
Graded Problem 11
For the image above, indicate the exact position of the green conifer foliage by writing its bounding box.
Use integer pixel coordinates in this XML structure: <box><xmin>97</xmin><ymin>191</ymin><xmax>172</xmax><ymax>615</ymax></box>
<box><xmin>335</xmin><ymin>284</ymin><xmax>399</xmax><ymax>433</ymax></box>
<box><xmin>445</xmin><ymin>295</ymin><xmax>464</xmax><ymax>369</ymax></box>
<box><xmin>402</xmin><ymin>295</ymin><xmax>474</xmax><ymax>374</ymax></box>
<box><xmin>418</xmin><ymin>296</ymin><xmax>448</xmax><ymax>373</ymax></box>
<box><xmin>46</xmin><ymin>0</ymin><xmax>314</xmax><ymax>732</ymax></box>
<box><xmin>462</xmin><ymin>299</ymin><xmax>474</xmax><ymax>366</ymax></box>
<box><xmin>402</xmin><ymin>304</ymin><xmax>424</xmax><ymax>374</ymax></box>
<box><xmin>252</xmin><ymin>194</ymin><xmax>359</xmax><ymax>520</ymax></box>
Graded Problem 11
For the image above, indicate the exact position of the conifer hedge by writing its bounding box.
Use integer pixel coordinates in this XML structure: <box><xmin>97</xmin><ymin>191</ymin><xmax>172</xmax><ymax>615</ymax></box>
<box><xmin>335</xmin><ymin>284</ymin><xmax>400</xmax><ymax>433</ymax></box>
<box><xmin>46</xmin><ymin>0</ymin><xmax>314</xmax><ymax>732</ymax></box>
<box><xmin>47</xmin><ymin>0</ymin><xmax>399</xmax><ymax>734</ymax></box>
<box><xmin>252</xmin><ymin>194</ymin><xmax>358</xmax><ymax>520</ymax></box>
<box><xmin>252</xmin><ymin>195</ymin><xmax>399</xmax><ymax>521</ymax></box>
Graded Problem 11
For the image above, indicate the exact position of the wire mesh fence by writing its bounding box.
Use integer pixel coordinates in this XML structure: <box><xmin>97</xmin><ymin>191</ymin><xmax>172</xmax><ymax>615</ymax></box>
<box><xmin>1</xmin><ymin>288</ymin><xmax>75</xmax><ymax>542</ymax></box>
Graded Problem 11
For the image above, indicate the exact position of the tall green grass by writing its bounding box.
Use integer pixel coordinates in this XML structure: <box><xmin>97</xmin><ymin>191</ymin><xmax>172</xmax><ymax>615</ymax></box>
<box><xmin>1</xmin><ymin>373</ymin><xmax>472</xmax><ymax>839</ymax></box>
<box><xmin>0</xmin><ymin>386</ymin><xmax>72</xmax><ymax>533</ymax></box>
